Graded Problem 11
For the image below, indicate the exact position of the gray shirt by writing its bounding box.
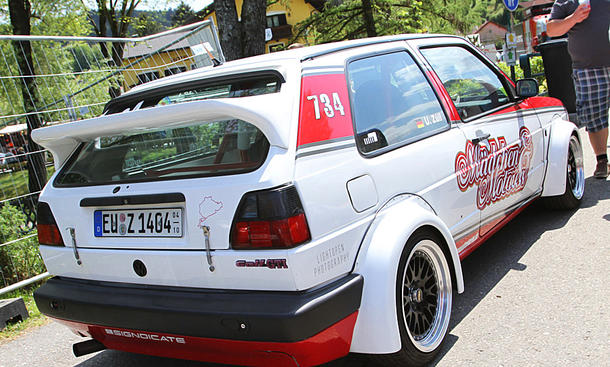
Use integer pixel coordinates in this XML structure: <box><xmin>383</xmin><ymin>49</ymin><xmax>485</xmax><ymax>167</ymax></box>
<box><xmin>549</xmin><ymin>0</ymin><xmax>610</xmax><ymax>69</ymax></box>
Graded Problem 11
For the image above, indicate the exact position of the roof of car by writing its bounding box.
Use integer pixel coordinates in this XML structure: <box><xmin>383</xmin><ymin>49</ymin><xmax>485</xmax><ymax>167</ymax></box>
<box><xmin>123</xmin><ymin>33</ymin><xmax>454</xmax><ymax>97</ymax></box>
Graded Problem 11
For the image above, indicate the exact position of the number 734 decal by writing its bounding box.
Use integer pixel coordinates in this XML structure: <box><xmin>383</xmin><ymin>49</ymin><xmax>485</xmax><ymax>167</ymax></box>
<box><xmin>306</xmin><ymin>93</ymin><xmax>345</xmax><ymax>120</ymax></box>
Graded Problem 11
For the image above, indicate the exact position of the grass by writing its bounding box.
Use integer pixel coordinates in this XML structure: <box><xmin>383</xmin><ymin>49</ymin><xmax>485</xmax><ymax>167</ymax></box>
<box><xmin>0</xmin><ymin>165</ymin><xmax>55</xmax><ymax>202</ymax></box>
<box><xmin>0</xmin><ymin>283</ymin><xmax>49</xmax><ymax>343</ymax></box>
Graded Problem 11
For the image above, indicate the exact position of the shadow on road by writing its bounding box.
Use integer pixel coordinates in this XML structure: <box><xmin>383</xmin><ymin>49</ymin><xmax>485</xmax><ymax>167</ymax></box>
<box><xmin>428</xmin><ymin>184</ymin><xmax>607</xmax><ymax>365</ymax></box>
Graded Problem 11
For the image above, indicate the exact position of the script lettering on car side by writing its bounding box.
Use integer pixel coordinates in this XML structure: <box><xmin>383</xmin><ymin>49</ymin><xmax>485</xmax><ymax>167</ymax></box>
<box><xmin>455</xmin><ymin>126</ymin><xmax>533</xmax><ymax>210</ymax></box>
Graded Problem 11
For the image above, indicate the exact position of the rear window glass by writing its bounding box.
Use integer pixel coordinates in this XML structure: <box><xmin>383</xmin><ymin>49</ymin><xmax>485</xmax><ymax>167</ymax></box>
<box><xmin>54</xmin><ymin>119</ymin><xmax>269</xmax><ymax>186</ymax></box>
<box><xmin>107</xmin><ymin>74</ymin><xmax>281</xmax><ymax>113</ymax></box>
<box><xmin>348</xmin><ymin>52</ymin><xmax>448</xmax><ymax>154</ymax></box>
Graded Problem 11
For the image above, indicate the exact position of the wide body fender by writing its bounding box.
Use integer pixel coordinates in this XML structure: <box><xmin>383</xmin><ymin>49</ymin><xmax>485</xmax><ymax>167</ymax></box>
<box><xmin>541</xmin><ymin>119</ymin><xmax>580</xmax><ymax>197</ymax></box>
<box><xmin>349</xmin><ymin>195</ymin><xmax>463</xmax><ymax>354</ymax></box>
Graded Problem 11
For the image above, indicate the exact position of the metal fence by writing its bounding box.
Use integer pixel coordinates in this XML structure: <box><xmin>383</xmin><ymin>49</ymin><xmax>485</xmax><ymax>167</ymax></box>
<box><xmin>0</xmin><ymin>20</ymin><xmax>224</xmax><ymax>295</ymax></box>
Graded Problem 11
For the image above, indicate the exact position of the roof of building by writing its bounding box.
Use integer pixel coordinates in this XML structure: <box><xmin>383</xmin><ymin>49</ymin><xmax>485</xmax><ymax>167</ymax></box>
<box><xmin>123</xmin><ymin>30</ymin><xmax>192</xmax><ymax>59</ymax></box>
<box><xmin>473</xmin><ymin>20</ymin><xmax>508</xmax><ymax>35</ymax></box>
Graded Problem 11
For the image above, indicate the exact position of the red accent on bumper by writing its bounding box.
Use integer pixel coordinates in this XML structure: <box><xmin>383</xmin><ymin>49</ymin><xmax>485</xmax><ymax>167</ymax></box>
<box><xmin>53</xmin><ymin>311</ymin><xmax>358</xmax><ymax>367</ymax></box>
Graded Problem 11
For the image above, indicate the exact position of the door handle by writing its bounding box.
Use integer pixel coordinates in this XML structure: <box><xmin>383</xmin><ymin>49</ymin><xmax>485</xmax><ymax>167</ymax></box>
<box><xmin>472</xmin><ymin>133</ymin><xmax>491</xmax><ymax>145</ymax></box>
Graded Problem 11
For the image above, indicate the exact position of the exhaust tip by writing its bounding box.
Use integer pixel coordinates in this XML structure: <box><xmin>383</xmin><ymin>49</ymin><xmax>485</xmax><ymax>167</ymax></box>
<box><xmin>73</xmin><ymin>339</ymin><xmax>106</xmax><ymax>357</ymax></box>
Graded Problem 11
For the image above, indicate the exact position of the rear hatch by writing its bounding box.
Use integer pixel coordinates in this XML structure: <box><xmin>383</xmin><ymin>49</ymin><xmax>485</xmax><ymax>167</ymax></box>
<box><xmin>34</xmin><ymin>69</ymin><xmax>296</xmax><ymax>251</ymax></box>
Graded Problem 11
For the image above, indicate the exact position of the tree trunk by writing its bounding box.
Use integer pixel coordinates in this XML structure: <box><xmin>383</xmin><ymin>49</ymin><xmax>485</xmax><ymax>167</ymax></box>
<box><xmin>109</xmin><ymin>42</ymin><xmax>125</xmax><ymax>98</ymax></box>
<box><xmin>92</xmin><ymin>1</ymin><xmax>140</xmax><ymax>98</ymax></box>
<box><xmin>215</xmin><ymin>0</ymin><xmax>243</xmax><ymax>61</ymax></box>
<box><xmin>241</xmin><ymin>0</ymin><xmax>267</xmax><ymax>57</ymax></box>
<box><xmin>8</xmin><ymin>0</ymin><xmax>47</xmax><ymax>209</ymax></box>
<box><xmin>361</xmin><ymin>0</ymin><xmax>378</xmax><ymax>37</ymax></box>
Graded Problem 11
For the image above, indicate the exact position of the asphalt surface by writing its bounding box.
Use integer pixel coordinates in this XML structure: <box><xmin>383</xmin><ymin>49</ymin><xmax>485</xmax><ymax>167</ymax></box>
<box><xmin>1</xmin><ymin>129</ymin><xmax>608</xmax><ymax>367</ymax></box>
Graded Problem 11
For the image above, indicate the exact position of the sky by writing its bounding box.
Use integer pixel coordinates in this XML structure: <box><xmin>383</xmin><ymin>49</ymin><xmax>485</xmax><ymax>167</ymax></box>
<box><xmin>141</xmin><ymin>0</ymin><xmax>213</xmax><ymax>12</ymax></box>
<box><xmin>182</xmin><ymin>0</ymin><xmax>214</xmax><ymax>12</ymax></box>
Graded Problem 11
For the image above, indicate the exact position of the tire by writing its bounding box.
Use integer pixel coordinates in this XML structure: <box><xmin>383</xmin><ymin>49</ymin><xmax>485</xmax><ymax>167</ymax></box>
<box><xmin>378</xmin><ymin>229</ymin><xmax>452</xmax><ymax>366</ymax></box>
<box><xmin>543</xmin><ymin>134</ymin><xmax>585</xmax><ymax>210</ymax></box>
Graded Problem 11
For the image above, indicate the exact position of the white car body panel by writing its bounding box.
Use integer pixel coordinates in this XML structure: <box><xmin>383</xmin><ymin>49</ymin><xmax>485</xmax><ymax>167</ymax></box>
<box><xmin>350</xmin><ymin>195</ymin><xmax>462</xmax><ymax>353</ymax></box>
<box><xmin>38</xmin><ymin>146</ymin><xmax>293</xmax><ymax>252</ymax></box>
<box><xmin>541</xmin><ymin>116</ymin><xmax>579</xmax><ymax>197</ymax></box>
<box><xmin>30</xmin><ymin>34</ymin><xmax>582</xmax><ymax>363</ymax></box>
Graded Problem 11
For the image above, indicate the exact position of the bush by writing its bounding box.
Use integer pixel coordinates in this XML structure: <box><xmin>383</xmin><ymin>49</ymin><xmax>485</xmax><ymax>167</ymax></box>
<box><xmin>0</xmin><ymin>204</ymin><xmax>46</xmax><ymax>288</ymax></box>
<box><xmin>497</xmin><ymin>56</ymin><xmax>547</xmax><ymax>93</ymax></box>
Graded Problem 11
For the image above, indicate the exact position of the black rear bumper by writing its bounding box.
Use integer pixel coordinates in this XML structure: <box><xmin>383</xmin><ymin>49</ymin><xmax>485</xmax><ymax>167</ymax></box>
<box><xmin>34</xmin><ymin>274</ymin><xmax>363</xmax><ymax>343</ymax></box>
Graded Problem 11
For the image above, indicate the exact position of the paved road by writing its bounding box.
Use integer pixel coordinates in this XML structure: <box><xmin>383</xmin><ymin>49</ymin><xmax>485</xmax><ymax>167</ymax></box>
<box><xmin>1</xmin><ymin>130</ymin><xmax>608</xmax><ymax>367</ymax></box>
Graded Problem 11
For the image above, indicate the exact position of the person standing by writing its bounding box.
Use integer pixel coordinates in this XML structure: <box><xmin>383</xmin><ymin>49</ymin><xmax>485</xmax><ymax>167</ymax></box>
<box><xmin>547</xmin><ymin>0</ymin><xmax>610</xmax><ymax>178</ymax></box>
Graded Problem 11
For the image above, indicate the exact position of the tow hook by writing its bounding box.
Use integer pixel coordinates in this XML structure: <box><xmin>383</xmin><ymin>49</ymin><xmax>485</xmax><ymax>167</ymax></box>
<box><xmin>202</xmin><ymin>226</ymin><xmax>215</xmax><ymax>272</ymax></box>
<box><xmin>67</xmin><ymin>227</ymin><xmax>82</xmax><ymax>266</ymax></box>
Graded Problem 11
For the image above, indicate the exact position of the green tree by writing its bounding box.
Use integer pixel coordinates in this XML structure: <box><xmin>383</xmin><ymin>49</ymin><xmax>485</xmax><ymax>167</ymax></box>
<box><xmin>171</xmin><ymin>1</ymin><xmax>203</xmax><ymax>26</ymax></box>
<box><xmin>294</xmin><ymin>0</ymin><xmax>495</xmax><ymax>45</ymax></box>
<box><xmin>134</xmin><ymin>12</ymin><xmax>166</xmax><ymax>36</ymax></box>
<box><xmin>7</xmin><ymin>0</ymin><xmax>47</xmax><ymax>210</ymax></box>
<box><xmin>83</xmin><ymin>0</ymin><xmax>142</xmax><ymax>97</ymax></box>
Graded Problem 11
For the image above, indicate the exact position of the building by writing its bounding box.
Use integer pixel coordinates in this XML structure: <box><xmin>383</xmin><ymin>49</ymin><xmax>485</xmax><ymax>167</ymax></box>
<box><xmin>120</xmin><ymin>1</ymin><xmax>324</xmax><ymax>91</ymax></box>
<box><xmin>121</xmin><ymin>22</ymin><xmax>223</xmax><ymax>91</ymax></box>
<box><xmin>473</xmin><ymin>20</ymin><xmax>508</xmax><ymax>46</ymax></box>
<box><xmin>206</xmin><ymin>0</ymin><xmax>324</xmax><ymax>53</ymax></box>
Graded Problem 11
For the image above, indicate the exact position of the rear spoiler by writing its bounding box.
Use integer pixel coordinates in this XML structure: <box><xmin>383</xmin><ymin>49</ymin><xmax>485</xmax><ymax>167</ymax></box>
<box><xmin>32</xmin><ymin>95</ymin><xmax>291</xmax><ymax>169</ymax></box>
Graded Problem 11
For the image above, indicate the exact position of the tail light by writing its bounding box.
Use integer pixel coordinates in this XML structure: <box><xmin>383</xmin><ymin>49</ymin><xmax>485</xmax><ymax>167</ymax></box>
<box><xmin>231</xmin><ymin>185</ymin><xmax>311</xmax><ymax>249</ymax></box>
<box><xmin>37</xmin><ymin>201</ymin><xmax>64</xmax><ymax>246</ymax></box>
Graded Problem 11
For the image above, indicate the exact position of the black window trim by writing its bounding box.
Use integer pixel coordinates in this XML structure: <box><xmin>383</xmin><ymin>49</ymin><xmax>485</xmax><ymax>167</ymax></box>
<box><xmin>345</xmin><ymin>47</ymin><xmax>452</xmax><ymax>158</ymax></box>
<box><xmin>416</xmin><ymin>42</ymin><xmax>519</xmax><ymax>123</ymax></box>
<box><xmin>105</xmin><ymin>70</ymin><xmax>286</xmax><ymax>115</ymax></box>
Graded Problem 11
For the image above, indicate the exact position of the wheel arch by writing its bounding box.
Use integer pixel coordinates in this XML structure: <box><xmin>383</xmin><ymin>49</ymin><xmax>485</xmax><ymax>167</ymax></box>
<box><xmin>542</xmin><ymin>119</ymin><xmax>581</xmax><ymax>197</ymax></box>
<box><xmin>349</xmin><ymin>195</ymin><xmax>463</xmax><ymax>354</ymax></box>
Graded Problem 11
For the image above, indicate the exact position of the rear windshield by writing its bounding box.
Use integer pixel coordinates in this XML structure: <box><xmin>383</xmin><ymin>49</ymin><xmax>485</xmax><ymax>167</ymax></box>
<box><xmin>54</xmin><ymin>119</ymin><xmax>269</xmax><ymax>186</ymax></box>
<box><xmin>106</xmin><ymin>73</ymin><xmax>282</xmax><ymax>113</ymax></box>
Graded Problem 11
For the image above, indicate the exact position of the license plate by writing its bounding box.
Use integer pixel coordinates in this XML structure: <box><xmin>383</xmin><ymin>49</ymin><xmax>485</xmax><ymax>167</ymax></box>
<box><xmin>94</xmin><ymin>208</ymin><xmax>182</xmax><ymax>237</ymax></box>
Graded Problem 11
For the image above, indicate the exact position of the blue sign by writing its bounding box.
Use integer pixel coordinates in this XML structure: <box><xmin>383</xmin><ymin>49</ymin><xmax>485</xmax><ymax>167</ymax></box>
<box><xmin>503</xmin><ymin>0</ymin><xmax>519</xmax><ymax>12</ymax></box>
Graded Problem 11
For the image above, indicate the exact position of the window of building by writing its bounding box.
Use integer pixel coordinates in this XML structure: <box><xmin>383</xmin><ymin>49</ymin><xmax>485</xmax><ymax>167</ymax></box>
<box><xmin>164</xmin><ymin>66</ymin><xmax>187</xmax><ymax>77</ymax></box>
<box><xmin>347</xmin><ymin>52</ymin><xmax>449</xmax><ymax>154</ymax></box>
<box><xmin>266</xmin><ymin>13</ymin><xmax>287</xmax><ymax>28</ymax></box>
<box><xmin>137</xmin><ymin>71</ymin><xmax>160</xmax><ymax>85</ymax></box>
<box><xmin>268</xmin><ymin>43</ymin><xmax>285</xmax><ymax>53</ymax></box>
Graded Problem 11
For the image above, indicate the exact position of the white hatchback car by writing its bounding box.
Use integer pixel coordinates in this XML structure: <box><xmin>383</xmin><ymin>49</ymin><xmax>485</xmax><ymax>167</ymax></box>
<box><xmin>33</xmin><ymin>34</ymin><xmax>584</xmax><ymax>367</ymax></box>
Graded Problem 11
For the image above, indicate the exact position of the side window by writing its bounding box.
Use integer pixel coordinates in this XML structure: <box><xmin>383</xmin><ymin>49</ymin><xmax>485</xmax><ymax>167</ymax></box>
<box><xmin>420</xmin><ymin>46</ymin><xmax>511</xmax><ymax>120</ymax></box>
<box><xmin>348</xmin><ymin>52</ymin><xmax>448</xmax><ymax>154</ymax></box>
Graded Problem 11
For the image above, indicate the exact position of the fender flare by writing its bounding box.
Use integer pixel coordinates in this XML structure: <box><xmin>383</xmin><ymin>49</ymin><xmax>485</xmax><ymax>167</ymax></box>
<box><xmin>541</xmin><ymin>119</ymin><xmax>580</xmax><ymax>197</ymax></box>
<box><xmin>349</xmin><ymin>195</ymin><xmax>463</xmax><ymax>354</ymax></box>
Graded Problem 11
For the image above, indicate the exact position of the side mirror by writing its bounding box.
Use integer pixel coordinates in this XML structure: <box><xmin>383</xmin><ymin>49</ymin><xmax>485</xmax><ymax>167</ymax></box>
<box><xmin>515</xmin><ymin>78</ymin><xmax>539</xmax><ymax>99</ymax></box>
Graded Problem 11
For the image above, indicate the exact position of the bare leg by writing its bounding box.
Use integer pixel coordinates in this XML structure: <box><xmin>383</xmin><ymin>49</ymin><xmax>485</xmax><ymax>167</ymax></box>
<box><xmin>590</xmin><ymin>127</ymin><xmax>609</xmax><ymax>178</ymax></box>
<box><xmin>588</xmin><ymin>128</ymin><xmax>608</xmax><ymax>155</ymax></box>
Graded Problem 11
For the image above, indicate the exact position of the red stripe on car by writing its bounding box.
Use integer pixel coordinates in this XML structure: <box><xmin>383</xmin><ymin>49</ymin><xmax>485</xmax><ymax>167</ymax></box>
<box><xmin>493</xmin><ymin>96</ymin><xmax>565</xmax><ymax>115</ymax></box>
<box><xmin>425</xmin><ymin>70</ymin><xmax>461</xmax><ymax>121</ymax></box>
<box><xmin>297</xmin><ymin>74</ymin><xmax>354</xmax><ymax>147</ymax></box>
<box><xmin>458</xmin><ymin>200</ymin><xmax>534</xmax><ymax>259</ymax></box>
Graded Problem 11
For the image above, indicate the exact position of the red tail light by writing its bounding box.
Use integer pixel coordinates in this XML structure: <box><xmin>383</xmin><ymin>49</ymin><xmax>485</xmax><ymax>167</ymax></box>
<box><xmin>37</xmin><ymin>202</ymin><xmax>64</xmax><ymax>246</ymax></box>
<box><xmin>231</xmin><ymin>185</ymin><xmax>311</xmax><ymax>249</ymax></box>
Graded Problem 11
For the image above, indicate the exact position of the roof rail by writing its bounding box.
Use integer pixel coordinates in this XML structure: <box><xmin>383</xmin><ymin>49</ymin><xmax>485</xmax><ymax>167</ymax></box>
<box><xmin>300</xmin><ymin>34</ymin><xmax>450</xmax><ymax>62</ymax></box>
